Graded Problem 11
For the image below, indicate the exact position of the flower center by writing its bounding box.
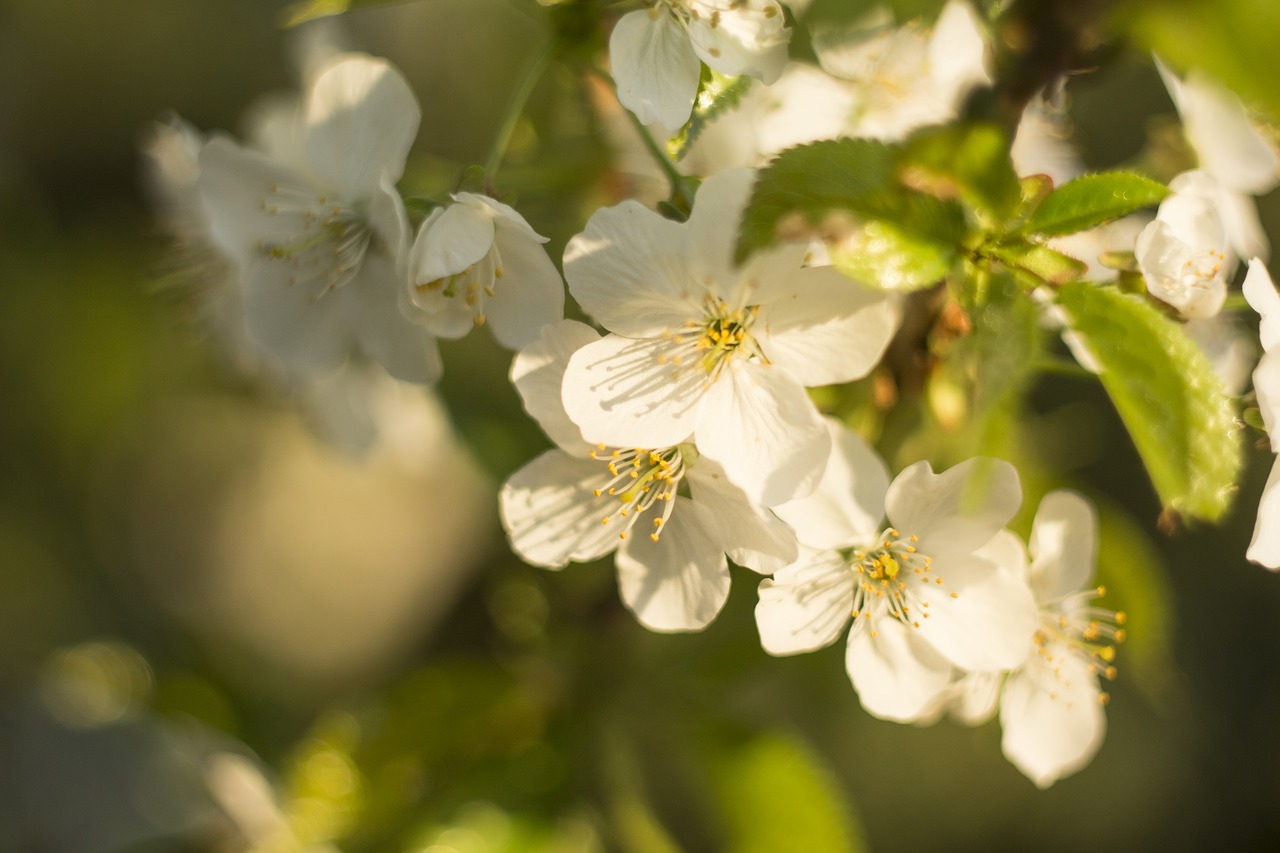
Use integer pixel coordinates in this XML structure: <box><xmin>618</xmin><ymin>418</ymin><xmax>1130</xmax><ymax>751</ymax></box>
<box><xmin>258</xmin><ymin>182</ymin><xmax>371</xmax><ymax>299</ymax></box>
<box><xmin>415</xmin><ymin>242</ymin><xmax>503</xmax><ymax>327</ymax></box>
<box><xmin>848</xmin><ymin>528</ymin><xmax>952</xmax><ymax>635</ymax></box>
<box><xmin>1032</xmin><ymin>586</ymin><xmax>1127</xmax><ymax>704</ymax></box>
<box><xmin>657</xmin><ymin>297</ymin><xmax>763</xmax><ymax>380</ymax></box>
<box><xmin>588</xmin><ymin>444</ymin><xmax>689</xmax><ymax>542</ymax></box>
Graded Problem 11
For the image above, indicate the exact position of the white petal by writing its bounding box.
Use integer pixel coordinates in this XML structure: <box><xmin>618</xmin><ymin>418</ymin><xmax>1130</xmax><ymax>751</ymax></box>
<box><xmin>408</xmin><ymin>201</ymin><xmax>495</xmax><ymax>286</ymax></box>
<box><xmin>500</xmin><ymin>450</ymin><xmax>624</xmax><ymax>567</ymax></box>
<box><xmin>351</xmin><ymin>254</ymin><xmax>443</xmax><ymax>384</ymax></box>
<box><xmin>1213</xmin><ymin>185</ymin><xmax>1269</xmax><ymax>262</ymax></box>
<box><xmin>1248</xmin><ymin>456</ymin><xmax>1280</xmax><ymax>570</ymax></box>
<box><xmin>947</xmin><ymin>670</ymin><xmax>1002</xmax><ymax>726</ymax></box>
<box><xmin>1000</xmin><ymin>651</ymin><xmax>1106</xmax><ymax>788</ymax></box>
<box><xmin>926</xmin><ymin>0</ymin><xmax>991</xmax><ymax>94</ymax></box>
<box><xmin>755</xmin><ymin>548</ymin><xmax>854</xmax><ymax>655</ymax></box>
<box><xmin>685</xmin><ymin>168</ymin><xmax>757</xmax><ymax>288</ymax></box>
<box><xmin>772</xmin><ymin>416</ymin><xmax>888</xmax><ymax>550</ymax></box>
<box><xmin>303</xmin><ymin>53</ymin><xmax>420</xmax><ymax>199</ymax></box>
<box><xmin>911</xmin><ymin>552</ymin><xmax>1039</xmax><ymax>672</ymax></box>
<box><xmin>757</xmin><ymin>266</ymin><xmax>900</xmax><ymax>386</ymax></box>
<box><xmin>561</xmin><ymin>333</ymin><xmax>704</xmax><ymax>448</ymax></box>
<box><xmin>242</xmin><ymin>256</ymin><xmax>353</xmax><ymax>375</ymax></box>
<box><xmin>511</xmin><ymin>319</ymin><xmax>601</xmax><ymax>455</ymax></box>
<box><xmin>1135</xmin><ymin>218</ymin><xmax>1227</xmax><ymax>319</ymax></box>
<box><xmin>695</xmin><ymin>360</ymin><xmax>830</xmax><ymax>506</ymax></box>
<box><xmin>1160</xmin><ymin>61</ymin><xmax>1279</xmax><ymax>196</ymax></box>
<box><xmin>197</xmin><ymin>136</ymin><xmax>311</xmax><ymax>262</ymax></box>
<box><xmin>885</xmin><ymin>457</ymin><xmax>1022</xmax><ymax>555</ymax></box>
<box><xmin>615</xmin><ymin>499</ymin><xmax>730</xmax><ymax>632</ymax></box>
<box><xmin>564</xmin><ymin>201</ymin><xmax>699</xmax><ymax>338</ymax></box>
<box><xmin>609</xmin><ymin>9</ymin><xmax>702</xmax><ymax>132</ymax></box>
<box><xmin>1243</xmin><ymin>258</ymin><xmax>1280</xmax><ymax>352</ymax></box>
<box><xmin>483</xmin><ymin>224</ymin><xmax>566</xmax><ymax>350</ymax></box>
<box><xmin>1028</xmin><ymin>490</ymin><xmax>1098</xmax><ymax>602</ymax></box>
<box><xmin>974</xmin><ymin>529</ymin><xmax>1029</xmax><ymax>581</ymax></box>
<box><xmin>686</xmin><ymin>1</ymin><xmax>789</xmax><ymax>82</ymax></box>
<box><xmin>1255</xmin><ymin>353</ymin><xmax>1280</xmax><ymax>445</ymax></box>
<box><xmin>686</xmin><ymin>460</ymin><xmax>797</xmax><ymax>573</ymax></box>
<box><xmin>845</xmin><ymin>616</ymin><xmax>954</xmax><ymax>722</ymax></box>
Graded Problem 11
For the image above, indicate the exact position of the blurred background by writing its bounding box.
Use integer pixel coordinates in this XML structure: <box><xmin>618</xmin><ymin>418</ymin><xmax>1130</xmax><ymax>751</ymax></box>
<box><xmin>2</xmin><ymin>0</ymin><xmax>1280</xmax><ymax>850</ymax></box>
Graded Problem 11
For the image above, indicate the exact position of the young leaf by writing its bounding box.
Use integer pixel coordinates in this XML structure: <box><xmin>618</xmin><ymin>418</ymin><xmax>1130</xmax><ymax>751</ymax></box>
<box><xmin>1055</xmin><ymin>282</ymin><xmax>1242</xmax><ymax>521</ymax></box>
<box><xmin>735</xmin><ymin>138</ymin><xmax>967</xmax><ymax>273</ymax></box>
<box><xmin>898</xmin><ymin>123</ymin><xmax>1022</xmax><ymax>225</ymax></box>
<box><xmin>669</xmin><ymin>71</ymin><xmax>754</xmax><ymax>162</ymax></box>
<box><xmin>828</xmin><ymin>220</ymin><xmax>957</xmax><ymax>291</ymax></box>
<box><xmin>1022</xmin><ymin>172</ymin><xmax>1169</xmax><ymax>238</ymax></box>
<box><xmin>984</xmin><ymin>241</ymin><xmax>1088</xmax><ymax>285</ymax></box>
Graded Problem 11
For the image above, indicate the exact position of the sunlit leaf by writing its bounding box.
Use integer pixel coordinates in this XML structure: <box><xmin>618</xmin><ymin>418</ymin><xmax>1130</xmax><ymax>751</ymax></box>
<box><xmin>829</xmin><ymin>219</ymin><xmax>957</xmax><ymax>291</ymax></box>
<box><xmin>1055</xmin><ymin>283</ymin><xmax>1242</xmax><ymax>521</ymax></box>
<box><xmin>669</xmin><ymin>70</ymin><xmax>754</xmax><ymax>162</ymax></box>
<box><xmin>899</xmin><ymin>123</ymin><xmax>1022</xmax><ymax>225</ymax></box>
<box><xmin>1021</xmin><ymin>172</ymin><xmax>1169</xmax><ymax>238</ymax></box>
<box><xmin>711</xmin><ymin>734</ymin><xmax>868</xmax><ymax>853</ymax></box>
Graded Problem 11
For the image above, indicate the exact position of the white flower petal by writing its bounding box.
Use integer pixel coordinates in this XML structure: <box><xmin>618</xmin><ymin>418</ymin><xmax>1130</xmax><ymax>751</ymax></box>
<box><xmin>1212</xmin><ymin>184</ymin><xmax>1269</xmax><ymax>262</ymax></box>
<box><xmin>408</xmin><ymin>202</ymin><xmax>495</xmax><ymax>286</ymax></box>
<box><xmin>695</xmin><ymin>360</ymin><xmax>830</xmax><ymax>506</ymax></box>
<box><xmin>926</xmin><ymin>0</ymin><xmax>991</xmax><ymax>94</ymax></box>
<box><xmin>303</xmin><ymin>53</ymin><xmax>420</xmax><ymax>198</ymax></box>
<box><xmin>511</xmin><ymin>319</ymin><xmax>601</xmax><ymax>455</ymax></box>
<box><xmin>1248</xmin><ymin>455</ymin><xmax>1280</xmax><ymax>570</ymax></box>
<box><xmin>500</xmin><ymin>450</ymin><xmax>625</xmax><ymax>567</ymax></box>
<box><xmin>484</xmin><ymin>224</ymin><xmax>566</xmax><ymax>350</ymax></box>
<box><xmin>756</xmin><ymin>548</ymin><xmax>854</xmax><ymax>655</ymax></box>
<box><xmin>1000</xmin><ymin>650</ymin><xmax>1106</xmax><ymax>788</ymax></box>
<box><xmin>609</xmin><ymin>9</ymin><xmax>702</xmax><ymax>132</ymax></box>
<box><xmin>685</xmin><ymin>168</ymin><xmax>757</xmax><ymax>287</ymax></box>
<box><xmin>1243</xmin><ymin>258</ymin><xmax>1280</xmax><ymax>352</ymax></box>
<box><xmin>564</xmin><ymin>201</ymin><xmax>699</xmax><ymax>338</ymax></box>
<box><xmin>615</xmin><ymin>499</ymin><xmax>730</xmax><ymax>632</ymax></box>
<box><xmin>846</xmin><ymin>616</ymin><xmax>954</xmax><ymax>722</ymax></box>
<box><xmin>912</xmin><ymin>552</ymin><xmax>1038</xmax><ymax>672</ymax></box>
<box><xmin>561</xmin><ymin>333</ymin><xmax>704</xmax><ymax>448</ymax></box>
<box><xmin>1028</xmin><ymin>490</ymin><xmax>1097</xmax><ymax>602</ymax></box>
<box><xmin>197</xmin><ymin>136</ymin><xmax>311</xmax><ymax>263</ymax></box>
<box><xmin>351</xmin><ymin>254</ymin><xmax>442</xmax><ymax>384</ymax></box>
<box><xmin>1254</xmin><ymin>352</ymin><xmax>1280</xmax><ymax>444</ymax></box>
<box><xmin>686</xmin><ymin>1</ymin><xmax>789</xmax><ymax>83</ymax></box>
<box><xmin>885</xmin><ymin>457</ymin><xmax>1021</xmax><ymax>555</ymax></box>
<box><xmin>242</xmin><ymin>256</ymin><xmax>353</xmax><ymax>375</ymax></box>
<box><xmin>947</xmin><ymin>670</ymin><xmax>1002</xmax><ymax>726</ymax></box>
<box><xmin>686</xmin><ymin>460</ymin><xmax>797</xmax><ymax>573</ymax></box>
<box><xmin>1135</xmin><ymin>218</ymin><xmax>1227</xmax><ymax>319</ymax></box>
<box><xmin>757</xmin><ymin>266</ymin><xmax>900</xmax><ymax>386</ymax></box>
<box><xmin>773</xmin><ymin>416</ymin><xmax>889</xmax><ymax>550</ymax></box>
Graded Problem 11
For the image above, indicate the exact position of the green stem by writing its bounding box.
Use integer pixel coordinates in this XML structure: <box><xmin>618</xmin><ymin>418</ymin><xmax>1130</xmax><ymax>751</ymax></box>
<box><xmin>483</xmin><ymin>41</ymin><xmax>556</xmax><ymax>180</ymax></box>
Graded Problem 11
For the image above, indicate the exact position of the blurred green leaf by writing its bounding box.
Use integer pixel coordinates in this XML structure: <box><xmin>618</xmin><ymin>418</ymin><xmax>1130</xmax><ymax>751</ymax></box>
<box><xmin>735</xmin><ymin>138</ymin><xmax>967</xmax><ymax>277</ymax></box>
<box><xmin>280</xmin><ymin>0</ymin><xmax>419</xmax><ymax>26</ymax></box>
<box><xmin>1056</xmin><ymin>283</ymin><xmax>1243</xmax><ymax>521</ymax></box>
<box><xmin>711</xmin><ymin>734</ymin><xmax>867</xmax><ymax>853</ymax></box>
<box><xmin>829</xmin><ymin>220</ymin><xmax>957</xmax><ymax>291</ymax></box>
<box><xmin>670</xmin><ymin>70</ymin><xmax>754</xmax><ymax>162</ymax></box>
<box><xmin>1021</xmin><ymin>173</ymin><xmax>1169</xmax><ymax>238</ymax></box>
<box><xmin>1093</xmin><ymin>498</ymin><xmax>1179</xmax><ymax>708</ymax></box>
<box><xmin>984</xmin><ymin>241</ymin><xmax>1088</xmax><ymax>285</ymax></box>
<box><xmin>1125</xmin><ymin>0</ymin><xmax>1280</xmax><ymax>121</ymax></box>
<box><xmin>900</xmin><ymin>123</ymin><xmax>1022</xmax><ymax>225</ymax></box>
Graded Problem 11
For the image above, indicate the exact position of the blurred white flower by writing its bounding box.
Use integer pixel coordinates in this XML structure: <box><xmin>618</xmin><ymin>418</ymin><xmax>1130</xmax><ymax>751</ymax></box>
<box><xmin>610</xmin><ymin>0</ymin><xmax>790</xmax><ymax>132</ymax></box>
<box><xmin>560</xmin><ymin>169</ymin><xmax>899</xmax><ymax>506</ymax></box>
<box><xmin>402</xmin><ymin>193</ymin><xmax>564</xmax><ymax>350</ymax></box>
<box><xmin>1242</xmin><ymin>259</ymin><xmax>1280</xmax><ymax>569</ymax></box>
<box><xmin>1158</xmin><ymin>58</ymin><xmax>1277</xmax><ymax>260</ymax></box>
<box><xmin>198</xmin><ymin>53</ymin><xmax>440</xmax><ymax>383</ymax></box>
<box><xmin>811</xmin><ymin>0</ymin><xmax>990</xmax><ymax>141</ymax></box>
<box><xmin>501</xmin><ymin>320</ymin><xmax>796</xmax><ymax>632</ymax></box>
<box><xmin>755</xmin><ymin>419</ymin><xmax>1038</xmax><ymax>722</ymax></box>
<box><xmin>1136</xmin><ymin>170</ymin><xmax>1233</xmax><ymax>318</ymax></box>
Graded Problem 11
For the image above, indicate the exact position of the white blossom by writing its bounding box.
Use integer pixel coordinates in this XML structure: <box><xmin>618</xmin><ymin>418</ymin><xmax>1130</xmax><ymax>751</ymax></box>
<box><xmin>1136</xmin><ymin>170</ymin><xmax>1233</xmax><ymax>319</ymax></box>
<box><xmin>610</xmin><ymin>0</ymin><xmax>790</xmax><ymax>132</ymax></box>
<box><xmin>811</xmin><ymin>0</ymin><xmax>991</xmax><ymax>141</ymax></box>
<box><xmin>755</xmin><ymin>419</ymin><xmax>1039</xmax><ymax>722</ymax></box>
<box><xmin>560</xmin><ymin>169</ymin><xmax>900</xmax><ymax>507</ymax></box>
<box><xmin>1243</xmin><ymin>259</ymin><xmax>1280</xmax><ymax>569</ymax></box>
<box><xmin>501</xmin><ymin>320</ymin><xmax>796</xmax><ymax>632</ymax></box>
<box><xmin>197</xmin><ymin>53</ymin><xmax>440</xmax><ymax>384</ymax></box>
<box><xmin>402</xmin><ymin>193</ymin><xmax>564</xmax><ymax>350</ymax></box>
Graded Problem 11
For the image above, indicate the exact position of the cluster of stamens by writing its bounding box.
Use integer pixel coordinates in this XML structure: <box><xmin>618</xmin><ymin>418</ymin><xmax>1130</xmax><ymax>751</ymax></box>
<box><xmin>849</xmin><ymin>528</ymin><xmax>948</xmax><ymax>637</ymax></box>
<box><xmin>1178</xmin><ymin>248</ymin><xmax>1227</xmax><ymax>288</ymax></box>
<box><xmin>657</xmin><ymin>297</ymin><xmax>762</xmax><ymax>381</ymax></box>
<box><xmin>1033</xmin><ymin>586</ymin><xmax>1127</xmax><ymax>706</ymax></box>
<box><xmin>415</xmin><ymin>244</ymin><xmax>504</xmax><ymax>327</ymax></box>
<box><xmin>646</xmin><ymin>1</ymin><xmax>780</xmax><ymax>57</ymax></box>
<box><xmin>588</xmin><ymin>445</ymin><xmax>686</xmax><ymax>541</ymax></box>
<box><xmin>257</xmin><ymin>182</ymin><xmax>371</xmax><ymax>299</ymax></box>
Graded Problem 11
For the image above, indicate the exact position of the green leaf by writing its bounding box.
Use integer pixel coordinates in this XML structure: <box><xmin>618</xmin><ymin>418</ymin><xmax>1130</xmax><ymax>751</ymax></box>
<box><xmin>898</xmin><ymin>123</ymin><xmax>1022</xmax><ymax>225</ymax></box>
<box><xmin>828</xmin><ymin>219</ymin><xmax>957</xmax><ymax>291</ymax></box>
<box><xmin>1022</xmin><ymin>172</ymin><xmax>1169</xmax><ymax>238</ymax></box>
<box><xmin>711</xmin><ymin>734</ymin><xmax>867</xmax><ymax>853</ymax></box>
<box><xmin>669</xmin><ymin>71</ymin><xmax>754</xmax><ymax>162</ymax></box>
<box><xmin>984</xmin><ymin>241</ymin><xmax>1087</xmax><ymax>285</ymax></box>
<box><xmin>280</xmin><ymin>0</ymin><xmax>417</xmax><ymax>26</ymax></box>
<box><xmin>1055</xmin><ymin>283</ymin><xmax>1242</xmax><ymax>521</ymax></box>
<box><xmin>735</xmin><ymin>138</ymin><xmax>968</xmax><ymax>272</ymax></box>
